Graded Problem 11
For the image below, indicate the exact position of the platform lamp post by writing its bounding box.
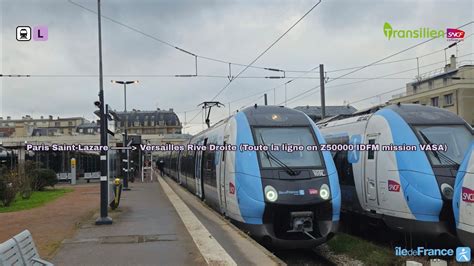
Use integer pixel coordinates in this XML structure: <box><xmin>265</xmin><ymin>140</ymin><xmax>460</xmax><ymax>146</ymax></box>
<box><xmin>95</xmin><ymin>0</ymin><xmax>112</xmax><ymax>225</ymax></box>
<box><xmin>111</xmin><ymin>80</ymin><xmax>139</xmax><ymax>190</ymax></box>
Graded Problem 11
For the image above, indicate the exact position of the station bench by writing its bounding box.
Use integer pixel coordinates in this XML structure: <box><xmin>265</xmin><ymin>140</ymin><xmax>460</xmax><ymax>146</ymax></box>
<box><xmin>84</xmin><ymin>172</ymin><xmax>100</xmax><ymax>183</ymax></box>
<box><xmin>0</xmin><ymin>230</ymin><xmax>53</xmax><ymax>266</ymax></box>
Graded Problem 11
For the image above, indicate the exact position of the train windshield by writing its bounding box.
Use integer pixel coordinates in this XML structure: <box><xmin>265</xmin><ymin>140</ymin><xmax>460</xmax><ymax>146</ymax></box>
<box><xmin>254</xmin><ymin>127</ymin><xmax>323</xmax><ymax>168</ymax></box>
<box><xmin>414</xmin><ymin>125</ymin><xmax>473</xmax><ymax>166</ymax></box>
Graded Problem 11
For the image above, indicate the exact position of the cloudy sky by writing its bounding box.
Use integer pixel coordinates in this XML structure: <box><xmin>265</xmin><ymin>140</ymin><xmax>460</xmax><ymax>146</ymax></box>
<box><xmin>1</xmin><ymin>0</ymin><xmax>473</xmax><ymax>134</ymax></box>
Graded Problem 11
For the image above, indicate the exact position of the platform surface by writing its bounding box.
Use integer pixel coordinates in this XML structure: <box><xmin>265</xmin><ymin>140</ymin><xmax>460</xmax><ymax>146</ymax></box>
<box><xmin>53</xmin><ymin>175</ymin><xmax>283</xmax><ymax>266</ymax></box>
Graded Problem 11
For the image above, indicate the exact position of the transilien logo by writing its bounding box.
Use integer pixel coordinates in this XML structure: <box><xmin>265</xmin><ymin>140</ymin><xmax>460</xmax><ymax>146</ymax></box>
<box><xmin>383</xmin><ymin>22</ymin><xmax>463</xmax><ymax>41</ymax></box>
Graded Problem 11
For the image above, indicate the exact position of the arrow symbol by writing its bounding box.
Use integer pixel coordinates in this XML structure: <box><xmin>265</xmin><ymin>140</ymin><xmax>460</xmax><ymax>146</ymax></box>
<box><xmin>110</xmin><ymin>146</ymin><xmax>133</xmax><ymax>150</ymax></box>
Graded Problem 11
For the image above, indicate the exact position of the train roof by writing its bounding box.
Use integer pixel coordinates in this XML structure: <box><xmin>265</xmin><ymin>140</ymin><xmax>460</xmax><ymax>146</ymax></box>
<box><xmin>319</xmin><ymin>103</ymin><xmax>471</xmax><ymax>129</ymax></box>
<box><xmin>386</xmin><ymin>104</ymin><xmax>468</xmax><ymax>126</ymax></box>
<box><xmin>242</xmin><ymin>105</ymin><xmax>312</xmax><ymax>126</ymax></box>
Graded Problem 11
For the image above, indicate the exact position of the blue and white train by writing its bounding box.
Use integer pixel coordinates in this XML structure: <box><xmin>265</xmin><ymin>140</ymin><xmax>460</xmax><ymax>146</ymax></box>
<box><xmin>318</xmin><ymin>104</ymin><xmax>473</xmax><ymax>240</ymax></box>
<box><xmin>453</xmin><ymin>142</ymin><xmax>474</xmax><ymax>248</ymax></box>
<box><xmin>162</xmin><ymin>105</ymin><xmax>340</xmax><ymax>248</ymax></box>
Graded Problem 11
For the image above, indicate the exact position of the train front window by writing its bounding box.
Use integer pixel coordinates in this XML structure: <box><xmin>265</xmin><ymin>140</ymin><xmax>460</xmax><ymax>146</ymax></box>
<box><xmin>415</xmin><ymin>125</ymin><xmax>473</xmax><ymax>166</ymax></box>
<box><xmin>254</xmin><ymin>127</ymin><xmax>323</xmax><ymax>168</ymax></box>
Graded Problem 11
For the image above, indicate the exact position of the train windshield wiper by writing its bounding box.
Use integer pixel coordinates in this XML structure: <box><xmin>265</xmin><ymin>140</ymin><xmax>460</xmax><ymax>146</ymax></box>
<box><xmin>259</xmin><ymin>134</ymin><xmax>299</xmax><ymax>176</ymax></box>
<box><xmin>418</xmin><ymin>131</ymin><xmax>460</xmax><ymax>167</ymax></box>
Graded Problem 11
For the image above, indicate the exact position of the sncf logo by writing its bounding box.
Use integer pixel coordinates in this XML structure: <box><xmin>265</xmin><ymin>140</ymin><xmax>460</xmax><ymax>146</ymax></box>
<box><xmin>462</xmin><ymin>187</ymin><xmax>474</xmax><ymax>203</ymax></box>
<box><xmin>229</xmin><ymin>182</ymin><xmax>235</xmax><ymax>195</ymax></box>
<box><xmin>388</xmin><ymin>180</ymin><xmax>400</xmax><ymax>192</ymax></box>
<box><xmin>447</xmin><ymin>28</ymin><xmax>465</xmax><ymax>40</ymax></box>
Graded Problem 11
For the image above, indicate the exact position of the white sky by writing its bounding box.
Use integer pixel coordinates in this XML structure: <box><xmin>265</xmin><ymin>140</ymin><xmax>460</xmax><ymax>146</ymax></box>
<box><xmin>1</xmin><ymin>0</ymin><xmax>473</xmax><ymax>134</ymax></box>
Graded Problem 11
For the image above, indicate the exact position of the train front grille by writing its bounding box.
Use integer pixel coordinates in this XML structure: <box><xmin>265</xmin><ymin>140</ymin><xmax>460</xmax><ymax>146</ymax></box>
<box><xmin>263</xmin><ymin>201</ymin><xmax>332</xmax><ymax>240</ymax></box>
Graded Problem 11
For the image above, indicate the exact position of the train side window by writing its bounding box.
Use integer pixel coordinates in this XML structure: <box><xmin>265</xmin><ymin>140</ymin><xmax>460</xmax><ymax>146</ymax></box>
<box><xmin>367</xmin><ymin>139</ymin><xmax>375</xmax><ymax>160</ymax></box>
<box><xmin>203</xmin><ymin>145</ymin><xmax>217</xmax><ymax>187</ymax></box>
<box><xmin>180</xmin><ymin>150</ymin><xmax>187</xmax><ymax>174</ymax></box>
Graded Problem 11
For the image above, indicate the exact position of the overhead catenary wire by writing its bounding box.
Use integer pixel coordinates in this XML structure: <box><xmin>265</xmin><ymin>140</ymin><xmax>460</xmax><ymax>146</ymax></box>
<box><xmin>279</xmin><ymin>21</ymin><xmax>474</xmax><ymax>107</ymax></box>
<box><xmin>21</xmin><ymin>74</ymin><xmax>415</xmax><ymax>80</ymax></box>
<box><xmin>186</xmin><ymin>49</ymin><xmax>473</xmax><ymax>127</ymax></box>
<box><xmin>323</xmin><ymin>21</ymin><xmax>473</xmax><ymax>85</ymax></box>
<box><xmin>68</xmin><ymin>0</ymin><xmax>320</xmax><ymax>75</ymax></box>
<box><xmin>281</xmin><ymin>51</ymin><xmax>473</xmax><ymax>106</ymax></box>
<box><xmin>9</xmin><ymin>32</ymin><xmax>472</xmax><ymax>79</ymax></box>
<box><xmin>65</xmin><ymin>0</ymin><xmax>474</xmax><ymax>130</ymax></box>
<box><xmin>186</xmin><ymin>0</ymin><xmax>323</xmax><ymax>125</ymax></box>
<box><xmin>202</xmin><ymin>33</ymin><xmax>474</xmax><ymax>115</ymax></box>
<box><xmin>325</xmin><ymin>33</ymin><xmax>473</xmax><ymax>73</ymax></box>
<box><xmin>208</xmin><ymin>0</ymin><xmax>323</xmax><ymax>101</ymax></box>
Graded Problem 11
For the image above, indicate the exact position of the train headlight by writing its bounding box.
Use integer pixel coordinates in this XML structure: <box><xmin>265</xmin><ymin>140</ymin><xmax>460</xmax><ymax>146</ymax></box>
<box><xmin>264</xmin><ymin>185</ymin><xmax>278</xmax><ymax>202</ymax></box>
<box><xmin>440</xmin><ymin>183</ymin><xmax>454</xmax><ymax>200</ymax></box>
<box><xmin>320</xmin><ymin>184</ymin><xmax>330</xmax><ymax>200</ymax></box>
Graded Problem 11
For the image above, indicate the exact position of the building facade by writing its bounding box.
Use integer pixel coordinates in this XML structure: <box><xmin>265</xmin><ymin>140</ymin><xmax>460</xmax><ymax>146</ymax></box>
<box><xmin>0</xmin><ymin>115</ymin><xmax>88</xmax><ymax>137</ymax></box>
<box><xmin>389</xmin><ymin>55</ymin><xmax>474</xmax><ymax>126</ymax></box>
<box><xmin>115</xmin><ymin>108</ymin><xmax>182</xmax><ymax>135</ymax></box>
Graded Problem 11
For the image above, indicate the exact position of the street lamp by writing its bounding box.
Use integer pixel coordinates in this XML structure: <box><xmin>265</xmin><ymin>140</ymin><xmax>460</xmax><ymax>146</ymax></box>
<box><xmin>111</xmin><ymin>80</ymin><xmax>139</xmax><ymax>190</ymax></box>
<box><xmin>95</xmin><ymin>0</ymin><xmax>112</xmax><ymax>225</ymax></box>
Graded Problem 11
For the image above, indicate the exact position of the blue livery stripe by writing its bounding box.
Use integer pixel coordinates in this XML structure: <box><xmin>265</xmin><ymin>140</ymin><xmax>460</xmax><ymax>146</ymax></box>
<box><xmin>376</xmin><ymin>109</ymin><xmax>442</xmax><ymax>222</ymax></box>
<box><xmin>234</xmin><ymin>112</ymin><xmax>265</xmax><ymax>224</ymax></box>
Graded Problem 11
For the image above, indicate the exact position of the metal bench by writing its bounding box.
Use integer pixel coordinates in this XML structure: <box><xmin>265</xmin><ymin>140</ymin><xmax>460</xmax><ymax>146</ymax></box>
<box><xmin>0</xmin><ymin>230</ymin><xmax>53</xmax><ymax>266</ymax></box>
<box><xmin>0</xmin><ymin>239</ymin><xmax>23</xmax><ymax>266</ymax></box>
<box><xmin>84</xmin><ymin>172</ymin><xmax>100</xmax><ymax>183</ymax></box>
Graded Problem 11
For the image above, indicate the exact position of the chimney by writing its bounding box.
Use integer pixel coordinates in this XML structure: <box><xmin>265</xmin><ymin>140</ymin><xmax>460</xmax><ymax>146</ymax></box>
<box><xmin>169</xmin><ymin>108</ymin><xmax>174</xmax><ymax>112</ymax></box>
<box><xmin>40</xmin><ymin>116</ymin><xmax>44</xmax><ymax>119</ymax></box>
<box><xmin>7</xmin><ymin>116</ymin><xmax>11</xmax><ymax>120</ymax></box>
<box><xmin>445</xmin><ymin>54</ymin><xmax>457</xmax><ymax>72</ymax></box>
<box><xmin>49</xmin><ymin>115</ymin><xmax>53</xmax><ymax>120</ymax></box>
<box><xmin>0</xmin><ymin>117</ymin><xmax>2</xmax><ymax>120</ymax></box>
<box><xmin>450</xmin><ymin>54</ymin><xmax>456</xmax><ymax>69</ymax></box>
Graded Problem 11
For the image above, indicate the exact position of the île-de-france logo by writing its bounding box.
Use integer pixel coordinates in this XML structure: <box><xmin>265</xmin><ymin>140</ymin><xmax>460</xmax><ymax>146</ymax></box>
<box><xmin>383</xmin><ymin>22</ymin><xmax>464</xmax><ymax>41</ymax></box>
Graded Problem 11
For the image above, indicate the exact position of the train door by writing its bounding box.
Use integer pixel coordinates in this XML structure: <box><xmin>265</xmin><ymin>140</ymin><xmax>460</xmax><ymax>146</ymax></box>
<box><xmin>195</xmin><ymin>139</ymin><xmax>206</xmax><ymax>199</ymax></box>
<box><xmin>364</xmin><ymin>134</ymin><xmax>379</xmax><ymax>209</ymax></box>
<box><xmin>218</xmin><ymin>136</ymin><xmax>229</xmax><ymax>214</ymax></box>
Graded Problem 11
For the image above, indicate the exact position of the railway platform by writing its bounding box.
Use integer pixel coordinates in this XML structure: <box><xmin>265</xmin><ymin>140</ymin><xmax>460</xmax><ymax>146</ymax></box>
<box><xmin>52</xmin><ymin>174</ymin><xmax>283</xmax><ymax>266</ymax></box>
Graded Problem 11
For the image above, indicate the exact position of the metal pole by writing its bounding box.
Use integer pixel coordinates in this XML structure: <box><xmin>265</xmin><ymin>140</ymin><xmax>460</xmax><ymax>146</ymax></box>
<box><xmin>123</xmin><ymin>83</ymin><xmax>130</xmax><ymax>190</ymax></box>
<box><xmin>274</xmin><ymin>88</ymin><xmax>276</xmax><ymax>105</ymax></box>
<box><xmin>264</xmin><ymin>93</ymin><xmax>268</xmax><ymax>105</ymax></box>
<box><xmin>444</xmin><ymin>49</ymin><xmax>447</xmax><ymax>66</ymax></box>
<box><xmin>416</xmin><ymin>57</ymin><xmax>420</xmax><ymax>80</ymax></box>
<box><xmin>285</xmin><ymin>83</ymin><xmax>287</xmax><ymax>107</ymax></box>
<box><xmin>319</xmin><ymin>64</ymin><xmax>326</xmax><ymax>120</ymax></box>
<box><xmin>96</xmin><ymin>0</ymin><xmax>112</xmax><ymax>225</ymax></box>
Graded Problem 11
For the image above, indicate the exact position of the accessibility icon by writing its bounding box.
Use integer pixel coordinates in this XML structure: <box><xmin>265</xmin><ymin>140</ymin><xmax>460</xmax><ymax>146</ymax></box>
<box><xmin>456</xmin><ymin>247</ymin><xmax>471</xmax><ymax>263</ymax></box>
<box><xmin>16</xmin><ymin>26</ymin><xmax>31</xmax><ymax>41</ymax></box>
